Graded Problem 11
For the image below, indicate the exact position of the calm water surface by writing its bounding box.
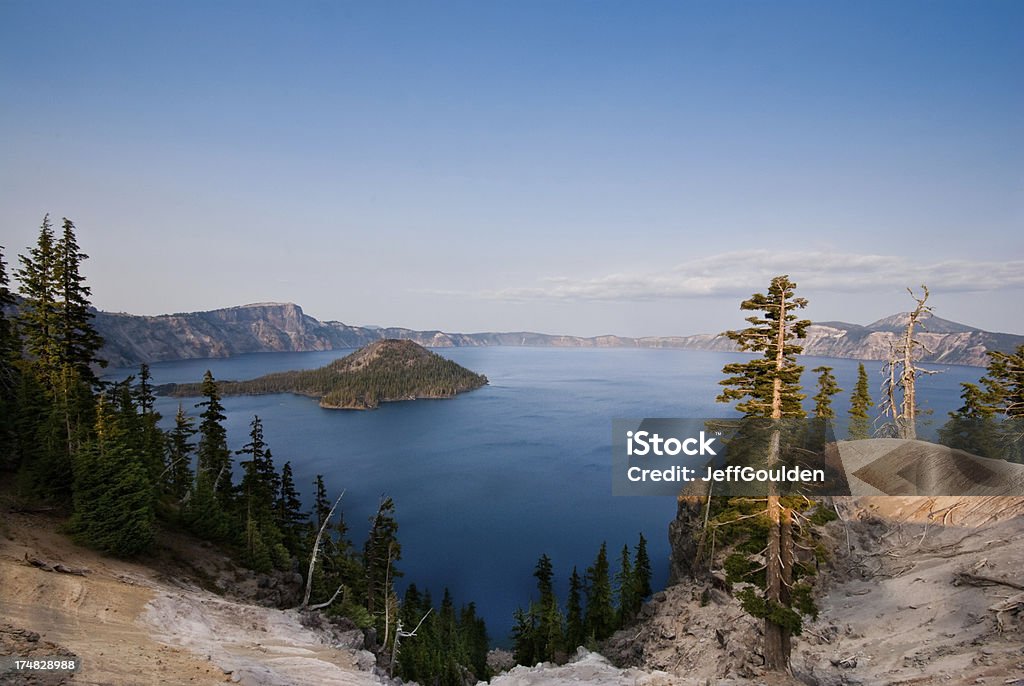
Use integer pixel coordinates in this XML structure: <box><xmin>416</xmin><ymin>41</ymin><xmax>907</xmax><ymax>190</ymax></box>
<box><xmin>107</xmin><ymin>347</ymin><xmax>982</xmax><ymax>642</ymax></box>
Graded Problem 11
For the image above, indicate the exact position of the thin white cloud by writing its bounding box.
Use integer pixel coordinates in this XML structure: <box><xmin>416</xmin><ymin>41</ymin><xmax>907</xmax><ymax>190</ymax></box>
<box><xmin>452</xmin><ymin>251</ymin><xmax>1024</xmax><ymax>302</ymax></box>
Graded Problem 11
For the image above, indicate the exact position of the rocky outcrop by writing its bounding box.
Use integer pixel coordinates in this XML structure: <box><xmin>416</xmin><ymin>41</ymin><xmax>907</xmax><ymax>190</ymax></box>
<box><xmin>92</xmin><ymin>303</ymin><xmax>1022</xmax><ymax>368</ymax></box>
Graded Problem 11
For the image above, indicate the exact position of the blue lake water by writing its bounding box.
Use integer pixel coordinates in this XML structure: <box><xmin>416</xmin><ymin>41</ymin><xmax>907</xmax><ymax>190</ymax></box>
<box><xmin>106</xmin><ymin>347</ymin><xmax>982</xmax><ymax>643</ymax></box>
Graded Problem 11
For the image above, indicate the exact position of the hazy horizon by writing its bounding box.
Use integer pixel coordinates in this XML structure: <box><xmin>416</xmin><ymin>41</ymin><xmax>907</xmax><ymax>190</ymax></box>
<box><xmin>2</xmin><ymin>2</ymin><xmax>1021</xmax><ymax>337</ymax></box>
<box><xmin>82</xmin><ymin>296</ymin><xmax>1022</xmax><ymax>340</ymax></box>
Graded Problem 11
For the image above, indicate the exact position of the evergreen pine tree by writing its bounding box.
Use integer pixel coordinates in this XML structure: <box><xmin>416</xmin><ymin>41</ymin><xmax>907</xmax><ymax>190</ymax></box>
<box><xmin>237</xmin><ymin>416</ymin><xmax>282</xmax><ymax>570</ymax></box>
<box><xmin>583</xmin><ymin>542</ymin><xmax>615</xmax><ymax>641</ymax></box>
<box><xmin>458</xmin><ymin>601</ymin><xmax>490</xmax><ymax>680</ymax></box>
<box><xmin>435</xmin><ymin>588</ymin><xmax>467</xmax><ymax>684</ymax></box>
<box><xmin>811</xmin><ymin>366</ymin><xmax>841</xmax><ymax>419</ymax></box>
<box><xmin>15</xmin><ymin>215</ymin><xmax>60</xmax><ymax>386</ymax></box>
<box><xmin>15</xmin><ymin>216</ymin><xmax>104</xmax><ymax>498</ymax></box>
<box><xmin>196</xmin><ymin>370</ymin><xmax>232</xmax><ymax>503</ymax></box>
<box><xmin>275</xmin><ymin>461</ymin><xmax>307</xmax><ymax>554</ymax></box>
<box><xmin>938</xmin><ymin>382</ymin><xmax>1003</xmax><ymax>459</ymax></box>
<box><xmin>313</xmin><ymin>474</ymin><xmax>330</xmax><ymax>530</ymax></box>
<box><xmin>0</xmin><ymin>246</ymin><xmax>20</xmax><ymax>468</ymax></box>
<box><xmin>809</xmin><ymin>365</ymin><xmax>841</xmax><ymax>447</ymax></box>
<box><xmin>532</xmin><ymin>553</ymin><xmax>563</xmax><ymax>662</ymax></box>
<box><xmin>166</xmin><ymin>403</ymin><xmax>196</xmax><ymax>500</ymax></box>
<box><xmin>848</xmin><ymin>363</ymin><xmax>874</xmax><ymax>440</ymax></box>
<box><xmin>615</xmin><ymin>544</ymin><xmax>637</xmax><ymax>627</ymax></box>
<box><xmin>565</xmin><ymin>566</ymin><xmax>585</xmax><ymax>651</ymax></box>
<box><xmin>982</xmin><ymin>344</ymin><xmax>1024</xmax><ymax>419</ymax></box>
<box><xmin>53</xmin><ymin>218</ymin><xmax>105</xmax><ymax>386</ymax></box>
<box><xmin>69</xmin><ymin>394</ymin><xmax>155</xmax><ymax>556</ymax></box>
<box><xmin>717</xmin><ymin>275</ymin><xmax>809</xmax><ymax>419</ymax></box>
<box><xmin>633</xmin><ymin>533</ymin><xmax>652</xmax><ymax>600</ymax></box>
<box><xmin>185</xmin><ymin>371</ymin><xmax>232</xmax><ymax>539</ymax></box>
<box><xmin>715</xmin><ymin>275</ymin><xmax>812</xmax><ymax>671</ymax></box>
<box><xmin>510</xmin><ymin>606</ymin><xmax>537</xmax><ymax>666</ymax></box>
<box><xmin>133</xmin><ymin>364</ymin><xmax>165</xmax><ymax>486</ymax></box>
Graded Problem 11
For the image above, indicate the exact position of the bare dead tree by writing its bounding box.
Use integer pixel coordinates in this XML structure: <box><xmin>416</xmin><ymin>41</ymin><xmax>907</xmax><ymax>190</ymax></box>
<box><xmin>877</xmin><ymin>286</ymin><xmax>939</xmax><ymax>440</ymax></box>
<box><xmin>388</xmin><ymin>607</ymin><xmax>432</xmax><ymax>678</ymax></box>
<box><xmin>298</xmin><ymin>489</ymin><xmax>345</xmax><ymax>611</ymax></box>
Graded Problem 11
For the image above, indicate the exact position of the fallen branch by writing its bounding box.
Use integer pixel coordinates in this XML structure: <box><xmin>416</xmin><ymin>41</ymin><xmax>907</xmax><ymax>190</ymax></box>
<box><xmin>10</xmin><ymin>505</ymin><xmax>57</xmax><ymax>514</ymax></box>
<box><xmin>24</xmin><ymin>554</ymin><xmax>88</xmax><ymax>576</ymax></box>
<box><xmin>954</xmin><ymin>571</ymin><xmax>1024</xmax><ymax>592</ymax></box>
<box><xmin>989</xmin><ymin>593</ymin><xmax>1024</xmax><ymax>633</ymax></box>
<box><xmin>308</xmin><ymin>584</ymin><xmax>345</xmax><ymax>612</ymax></box>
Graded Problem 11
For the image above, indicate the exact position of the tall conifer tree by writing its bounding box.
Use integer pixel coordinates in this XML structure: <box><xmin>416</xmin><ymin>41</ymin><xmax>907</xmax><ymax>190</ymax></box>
<box><xmin>275</xmin><ymin>461</ymin><xmax>306</xmax><ymax>553</ymax></box>
<box><xmin>133</xmin><ymin>364</ymin><xmax>165</xmax><ymax>485</ymax></box>
<box><xmin>54</xmin><ymin>218</ymin><xmax>105</xmax><ymax>386</ymax></box>
<box><xmin>811</xmin><ymin>366</ymin><xmax>841</xmax><ymax>419</ymax></box>
<box><xmin>982</xmin><ymin>344</ymin><xmax>1024</xmax><ymax>418</ymax></box>
<box><xmin>15</xmin><ymin>216</ymin><xmax>104</xmax><ymax>497</ymax></box>
<box><xmin>716</xmin><ymin>275</ymin><xmax>810</xmax><ymax>672</ymax></box>
<box><xmin>69</xmin><ymin>394</ymin><xmax>155</xmax><ymax>556</ymax></box>
<box><xmin>565</xmin><ymin>566</ymin><xmax>585</xmax><ymax>651</ymax></box>
<box><xmin>532</xmin><ymin>553</ymin><xmax>563</xmax><ymax>661</ymax></box>
<box><xmin>166</xmin><ymin>403</ymin><xmax>197</xmax><ymax>500</ymax></box>
<box><xmin>0</xmin><ymin>246</ymin><xmax>20</xmax><ymax>467</ymax></box>
<box><xmin>848</xmin><ymin>363</ymin><xmax>873</xmax><ymax>439</ymax></box>
<box><xmin>615</xmin><ymin>544</ymin><xmax>637</xmax><ymax>626</ymax></box>
<box><xmin>15</xmin><ymin>215</ymin><xmax>60</xmax><ymax>385</ymax></box>
<box><xmin>196</xmin><ymin>370</ymin><xmax>232</xmax><ymax>502</ymax></box>
<box><xmin>237</xmin><ymin>415</ymin><xmax>280</xmax><ymax>569</ymax></box>
<box><xmin>583</xmin><ymin>542</ymin><xmax>614</xmax><ymax>641</ymax></box>
<box><xmin>633</xmin><ymin>533</ymin><xmax>652</xmax><ymax>600</ymax></box>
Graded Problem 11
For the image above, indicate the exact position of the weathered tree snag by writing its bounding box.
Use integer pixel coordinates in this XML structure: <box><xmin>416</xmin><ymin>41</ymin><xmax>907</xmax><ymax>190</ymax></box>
<box><xmin>298</xmin><ymin>489</ymin><xmax>344</xmax><ymax>611</ymax></box>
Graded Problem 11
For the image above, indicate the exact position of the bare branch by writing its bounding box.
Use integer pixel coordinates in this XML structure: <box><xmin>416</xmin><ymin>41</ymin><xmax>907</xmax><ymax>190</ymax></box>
<box><xmin>298</xmin><ymin>489</ymin><xmax>345</xmax><ymax>610</ymax></box>
<box><xmin>308</xmin><ymin>584</ymin><xmax>345</xmax><ymax>611</ymax></box>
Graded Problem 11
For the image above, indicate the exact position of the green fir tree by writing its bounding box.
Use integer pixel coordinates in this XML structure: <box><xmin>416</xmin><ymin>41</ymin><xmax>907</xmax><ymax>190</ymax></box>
<box><xmin>195</xmin><ymin>370</ymin><xmax>232</xmax><ymax>503</ymax></box>
<box><xmin>69</xmin><ymin>394</ymin><xmax>155</xmax><ymax>557</ymax></box>
<box><xmin>564</xmin><ymin>566</ymin><xmax>585</xmax><ymax>651</ymax></box>
<box><xmin>615</xmin><ymin>544</ymin><xmax>637</xmax><ymax>627</ymax></box>
<box><xmin>848</xmin><ymin>363</ymin><xmax>874</xmax><ymax>439</ymax></box>
<box><xmin>584</xmin><ymin>542</ymin><xmax>615</xmax><ymax>641</ymax></box>
<box><xmin>633</xmin><ymin>533</ymin><xmax>652</xmax><ymax>600</ymax></box>
<box><xmin>0</xmin><ymin>246</ymin><xmax>20</xmax><ymax>468</ymax></box>
<box><xmin>714</xmin><ymin>275</ymin><xmax>817</xmax><ymax>672</ymax></box>
<box><xmin>166</xmin><ymin>404</ymin><xmax>197</xmax><ymax>500</ymax></box>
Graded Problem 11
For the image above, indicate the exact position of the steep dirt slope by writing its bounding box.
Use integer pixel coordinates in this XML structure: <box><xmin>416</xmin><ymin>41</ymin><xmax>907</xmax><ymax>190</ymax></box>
<box><xmin>0</xmin><ymin>510</ymin><xmax>378</xmax><ymax>686</ymax></box>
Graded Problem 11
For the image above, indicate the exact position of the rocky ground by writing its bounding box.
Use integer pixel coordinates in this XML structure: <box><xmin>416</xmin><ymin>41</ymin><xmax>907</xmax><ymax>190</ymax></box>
<box><xmin>607</xmin><ymin>495</ymin><xmax>1024</xmax><ymax>685</ymax></box>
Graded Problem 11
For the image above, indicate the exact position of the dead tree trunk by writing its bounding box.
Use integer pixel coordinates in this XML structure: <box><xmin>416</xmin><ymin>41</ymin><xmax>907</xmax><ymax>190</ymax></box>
<box><xmin>879</xmin><ymin>286</ymin><xmax>935</xmax><ymax>440</ymax></box>
<box><xmin>298</xmin><ymin>490</ymin><xmax>345</xmax><ymax>611</ymax></box>
<box><xmin>898</xmin><ymin>286</ymin><xmax>931</xmax><ymax>439</ymax></box>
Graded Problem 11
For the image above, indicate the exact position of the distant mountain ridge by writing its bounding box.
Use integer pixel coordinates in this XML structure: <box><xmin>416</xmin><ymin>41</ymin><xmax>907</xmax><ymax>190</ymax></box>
<box><xmin>92</xmin><ymin>302</ymin><xmax>1022</xmax><ymax>369</ymax></box>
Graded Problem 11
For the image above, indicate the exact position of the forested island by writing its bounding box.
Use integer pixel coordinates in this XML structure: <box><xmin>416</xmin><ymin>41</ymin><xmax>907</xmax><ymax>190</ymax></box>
<box><xmin>159</xmin><ymin>339</ymin><xmax>489</xmax><ymax>409</ymax></box>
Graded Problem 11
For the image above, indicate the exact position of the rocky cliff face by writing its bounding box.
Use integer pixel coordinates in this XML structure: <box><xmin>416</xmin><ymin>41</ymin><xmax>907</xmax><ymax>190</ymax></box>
<box><xmin>93</xmin><ymin>303</ymin><xmax>1022</xmax><ymax>368</ymax></box>
<box><xmin>94</xmin><ymin>303</ymin><xmax>379</xmax><ymax>367</ymax></box>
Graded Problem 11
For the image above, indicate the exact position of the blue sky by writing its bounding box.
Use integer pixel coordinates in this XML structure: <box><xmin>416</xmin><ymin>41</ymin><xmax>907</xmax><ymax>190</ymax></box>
<box><xmin>2</xmin><ymin>1</ymin><xmax>1021</xmax><ymax>336</ymax></box>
